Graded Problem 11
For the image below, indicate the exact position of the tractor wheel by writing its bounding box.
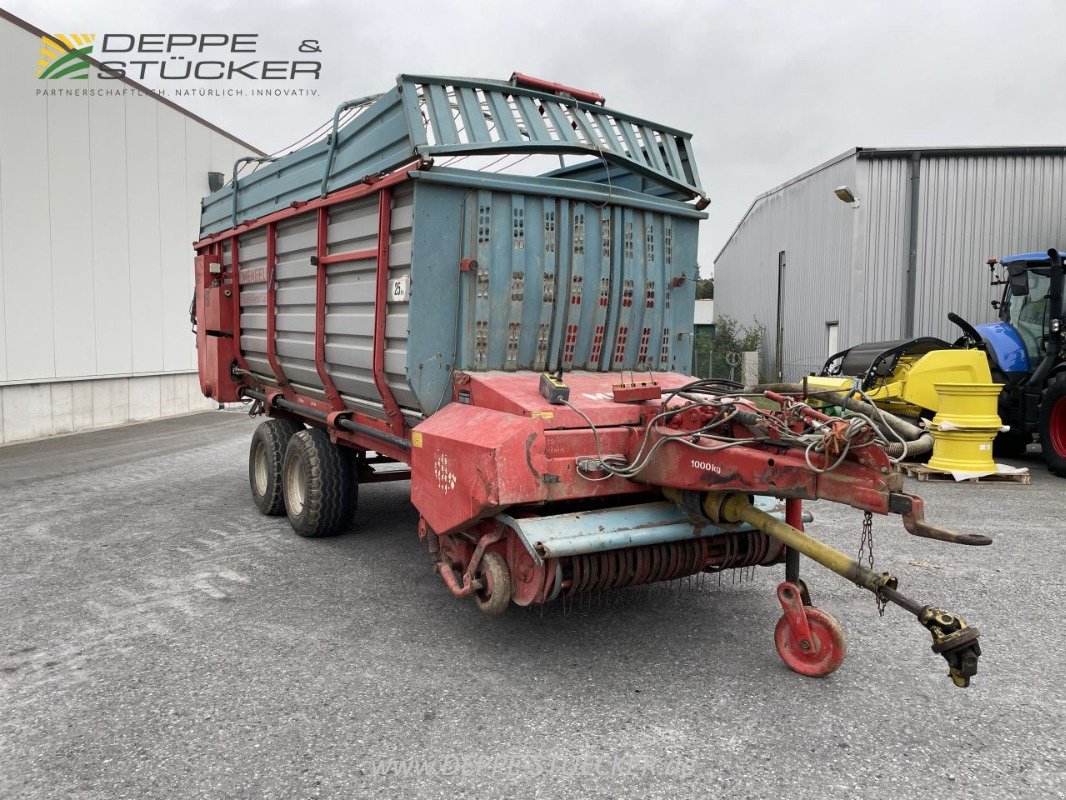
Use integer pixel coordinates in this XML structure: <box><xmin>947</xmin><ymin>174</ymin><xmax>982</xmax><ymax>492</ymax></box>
<box><xmin>993</xmin><ymin>430</ymin><xmax>1030</xmax><ymax>459</ymax></box>
<box><xmin>248</xmin><ymin>418</ymin><xmax>304</xmax><ymax>516</ymax></box>
<box><xmin>1039</xmin><ymin>373</ymin><xmax>1066</xmax><ymax>476</ymax></box>
<box><xmin>473</xmin><ymin>552</ymin><xmax>512</xmax><ymax>615</ymax></box>
<box><xmin>282</xmin><ymin>427</ymin><xmax>354</xmax><ymax>537</ymax></box>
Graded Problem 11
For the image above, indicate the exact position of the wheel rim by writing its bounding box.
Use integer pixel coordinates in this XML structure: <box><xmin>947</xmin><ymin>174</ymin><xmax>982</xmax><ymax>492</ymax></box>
<box><xmin>252</xmin><ymin>441</ymin><xmax>268</xmax><ymax>497</ymax></box>
<box><xmin>774</xmin><ymin>607</ymin><xmax>847</xmax><ymax>677</ymax></box>
<box><xmin>475</xmin><ymin>565</ymin><xmax>495</xmax><ymax>604</ymax></box>
<box><xmin>286</xmin><ymin>456</ymin><xmax>307</xmax><ymax>516</ymax></box>
<box><xmin>1051</xmin><ymin>396</ymin><xmax>1066</xmax><ymax>457</ymax></box>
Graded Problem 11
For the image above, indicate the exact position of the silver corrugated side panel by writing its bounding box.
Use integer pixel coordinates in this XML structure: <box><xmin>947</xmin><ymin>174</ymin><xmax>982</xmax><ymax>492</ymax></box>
<box><xmin>714</xmin><ymin>153</ymin><xmax>858</xmax><ymax>381</ymax></box>
<box><xmin>911</xmin><ymin>153</ymin><xmax>1066</xmax><ymax>341</ymax></box>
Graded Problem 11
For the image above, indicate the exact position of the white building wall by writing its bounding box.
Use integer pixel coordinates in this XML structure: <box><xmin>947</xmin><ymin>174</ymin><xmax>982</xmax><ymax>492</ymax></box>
<box><xmin>853</xmin><ymin>155</ymin><xmax>911</xmax><ymax>342</ymax></box>
<box><xmin>0</xmin><ymin>14</ymin><xmax>259</xmax><ymax>443</ymax></box>
<box><xmin>713</xmin><ymin>152</ymin><xmax>858</xmax><ymax>381</ymax></box>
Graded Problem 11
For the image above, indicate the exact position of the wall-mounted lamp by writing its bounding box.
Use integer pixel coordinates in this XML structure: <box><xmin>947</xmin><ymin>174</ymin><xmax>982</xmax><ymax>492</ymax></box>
<box><xmin>208</xmin><ymin>171</ymin><xmax>225</xmax><ymax>193</ymax></box>
<box><xmin>834</xmin><ymin>185</ymin><xmax>859</xmax><ymax>208</ymax></box>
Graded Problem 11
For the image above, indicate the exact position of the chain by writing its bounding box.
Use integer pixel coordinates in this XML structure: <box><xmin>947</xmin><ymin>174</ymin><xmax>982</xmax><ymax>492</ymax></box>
<box><xmin>858</xmin><ymin>510</ymin><xmax>874</xmax><ymax>569</ymax></box>
<box><xmin>858</xmin><ymin>510</ymin><xmax>887</xmax><ymax>616</ymax></box>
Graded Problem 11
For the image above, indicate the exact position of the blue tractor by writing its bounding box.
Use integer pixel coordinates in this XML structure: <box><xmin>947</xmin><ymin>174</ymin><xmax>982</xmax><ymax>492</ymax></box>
<box><xmin>953</xmin><ymin>248</ymin><xmax>1066</xmax><ymax>474</ymax></box>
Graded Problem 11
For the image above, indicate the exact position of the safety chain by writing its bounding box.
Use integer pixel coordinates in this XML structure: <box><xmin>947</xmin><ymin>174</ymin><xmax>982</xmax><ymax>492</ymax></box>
<box><xmin>858</xmin><ymin>510</ymin><xmax>874</xmax><ymax>569</ymax></box>
<box><xmin>858</xmin><ymin>511</ymin><xmax>887</xmax><ymax>616</ymax></box>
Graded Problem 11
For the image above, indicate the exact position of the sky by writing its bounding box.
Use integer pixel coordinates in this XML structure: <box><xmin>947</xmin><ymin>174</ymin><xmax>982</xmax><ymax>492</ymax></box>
<box><xmin>14</xmin><ymin>0</ymin><xmax>1066</xmax><ymax>274</ymax></box>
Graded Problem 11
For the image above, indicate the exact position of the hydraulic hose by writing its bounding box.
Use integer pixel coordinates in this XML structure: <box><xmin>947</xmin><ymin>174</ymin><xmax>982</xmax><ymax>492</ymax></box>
<box><xmin>752</xmin><ymin>383</ymin><xmax>933</xmax><ymax>458</ymax></box>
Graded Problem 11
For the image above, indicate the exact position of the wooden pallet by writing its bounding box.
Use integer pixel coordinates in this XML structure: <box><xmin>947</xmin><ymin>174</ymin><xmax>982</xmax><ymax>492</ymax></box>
<box><xmin>899</xmin><ymin>462</ymin><xmax>1030</xmax><ymax>485</ymax></box>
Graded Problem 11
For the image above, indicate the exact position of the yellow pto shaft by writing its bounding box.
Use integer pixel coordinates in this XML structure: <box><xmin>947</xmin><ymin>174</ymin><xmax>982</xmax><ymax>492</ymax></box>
<box><xmin>665</xmin><ymin>489</ymin><xmax>982</xmax><ymax>687</ymax></box>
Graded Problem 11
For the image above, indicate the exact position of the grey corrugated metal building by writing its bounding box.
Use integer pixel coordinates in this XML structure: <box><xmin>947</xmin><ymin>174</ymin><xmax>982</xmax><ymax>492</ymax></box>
<box><xmin>714</xmin><ymin>146</ymin><xmax>1066</xmax><ymax>381</ymax></box>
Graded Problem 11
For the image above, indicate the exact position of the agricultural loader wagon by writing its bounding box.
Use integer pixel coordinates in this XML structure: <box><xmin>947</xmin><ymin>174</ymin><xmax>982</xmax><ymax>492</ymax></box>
<box><xmin>194</xmin><ymin>73</ymin><xmax>985</xmax><ymax>686</ymax></box>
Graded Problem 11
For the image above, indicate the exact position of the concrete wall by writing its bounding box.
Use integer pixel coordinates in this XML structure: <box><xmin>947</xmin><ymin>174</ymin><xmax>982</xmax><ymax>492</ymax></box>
<box><xmin>0</xmin><ymin>14</ymin><xmax>258</xmax><ymax>444</ymax></box>
<box><xmin>0</xmin><ymin>373</ymin><xmax>216</xmax><ymax>444</ymax></box>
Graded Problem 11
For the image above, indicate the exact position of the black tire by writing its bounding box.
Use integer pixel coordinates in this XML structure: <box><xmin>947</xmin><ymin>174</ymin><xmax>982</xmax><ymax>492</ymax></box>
<box><xmin>993</xmin><ymin>430</ymin><xmax>1030</xmax><ymax>459</ymax></box>
<box><xmin>473</xmin><ymin>552</ymin><xmax>511</xmax><ymax>615</ymax></box>
<box><xmin>248</xmin><ymin>418</ymin><xmax>304</xmax><ymax>516</ymax></box>
<box><xmin>282</xmin><ymin>427</ymin><xmax>354</xmax><ymax>537</ymax></box>
<box><xmin>1038</xmin><ymin>372</ymin><xmax>1066</xmax><ymax>477</ymax></box>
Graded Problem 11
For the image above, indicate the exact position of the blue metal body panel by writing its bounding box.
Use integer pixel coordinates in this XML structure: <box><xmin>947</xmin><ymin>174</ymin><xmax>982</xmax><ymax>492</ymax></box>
<box><xmin>202</xmin><ymin>89</ymin><xmax>412</xmax><ymax>234</ymax></box>
<box><xmin>977</xmin><ymin>321</ymin><xmax>1030</xmax><ymax>373</ymax></box>
<box><xmin>200</xmin><ymin>74</ymin><xmax>708</xmax><ymax>236</ymax></box>
<box><xmin>544</xmin><ymin>157</ymin><xmax>692</xmax><ymax>202</ymax></box>
<box><xmin>1001</xmin><ymin>250</ymin><xmax>1064</xmax><ymax>266</ymax></box>
<box><xmin>404</xmin><ymin>170</ymin><xmax>699</xmax><ymax>413</ymax></box>
<box><xmin>499</xmin><ymin>497</ymin><xmax>811</xmax><ymax>562</ymax></box>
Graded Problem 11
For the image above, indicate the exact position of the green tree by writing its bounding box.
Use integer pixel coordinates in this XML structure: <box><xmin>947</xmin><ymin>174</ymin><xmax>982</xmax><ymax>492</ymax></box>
<box><xmin>695</xmin><ymin>277</ymin><xmax>714</xmax><ymax>300</ymax></box>
<box><xmin>713</xmin><ymin>315</ymin><xmax>765</xmax><ymax>352</ymax></box>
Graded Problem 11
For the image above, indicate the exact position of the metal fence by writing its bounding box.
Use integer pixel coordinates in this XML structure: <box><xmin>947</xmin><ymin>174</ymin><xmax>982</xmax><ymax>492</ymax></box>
<box><xmin>691</xmin><ymin>348</ymin><xmax>757</xmax><ymax>383</ymax></box>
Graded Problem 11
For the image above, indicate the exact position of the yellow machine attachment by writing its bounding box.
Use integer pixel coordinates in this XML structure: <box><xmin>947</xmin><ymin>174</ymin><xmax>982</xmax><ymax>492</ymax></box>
<box><xmin>808</xmin><ymin>340</ymin><xmax>992</xmax><ymax>419</ymax></box>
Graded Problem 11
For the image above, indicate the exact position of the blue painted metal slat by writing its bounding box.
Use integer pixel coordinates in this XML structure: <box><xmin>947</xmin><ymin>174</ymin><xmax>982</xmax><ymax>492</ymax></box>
<box><xmin>543</xmin><ymin>197</ymin><xmax>571</xmax><ymax>370</ymax></box>
<box><xmin>660</xmin><ymin>134</ymin><xmax>685</xmax><ymax>180</ymax></box>
<box><xmin>542</xmin><ymin>101</ymin><xmax>581</xmax><ymax>144</ymax></box>
<box><xmin>486</xmin><ymin>92</ymin><xmax>521</xmax><ymax>141</ymax></box>
<box><xmin>472</xmin><ymin>189</ymin><xmax>493</xmax><ymax>370</ymax></box>
<box><xmin>455</xmin><ymin>86</ymin><xmax>490</xmax><ymax>141</ymax></box>
<box><xmin>424</xmin><ymin>83</ymin><xmax>459</xmax><ymax>145</ymax></box>
<box><xmin>564</xmin><ymin>108</ymin><xmax>604</xmax><ymax>151</ymax></box>
<box><xmin>583</xmin><ymin>209</ymin><xmax>611</xmax><ymax>370</ymax></box>
<box><xmin>639</xmin><ymin>125</ymin><xmax>668</xmax><ymax>174</ymax></box>
<box><xmin>676</xmin><ymin>138</ymin><xmax>702</xmax><ymax>187</ymax></box>
<box><xmin>613</xmin><ymin>119</ymin><xmax>648</xmax><ymax>168</ymax></box>
<box><xmin>584</xmin><ymin>110</ymin><xmax>625</xmax><ymax>156</ymax></box>
<box><xmin>561</xmin><ymin>200</ymin><xmax>586</xmax><ymax>369</ymax></box>
<box><xmin>399</xmin><ymin>82</ymin><xmax>428</xmax><ymax>148</ymax></box>
<box><xmin>514</xmin><ymin>94</ymin><xmax>551</xmax><ymax>141</ymax></box>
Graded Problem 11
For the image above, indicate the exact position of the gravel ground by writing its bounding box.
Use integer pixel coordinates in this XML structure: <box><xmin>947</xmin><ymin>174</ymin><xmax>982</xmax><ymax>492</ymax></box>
<box><xmin>0</xmin><ymin>411</ymin><xmax>1063</xmax><ymax>799</ymax></box>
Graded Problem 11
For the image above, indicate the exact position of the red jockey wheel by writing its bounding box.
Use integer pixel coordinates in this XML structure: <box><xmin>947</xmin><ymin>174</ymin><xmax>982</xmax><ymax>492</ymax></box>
<box><xmin>774</xmin><ymin>581</ymin><xmax>847</xmax><ymax>677</ymax></box>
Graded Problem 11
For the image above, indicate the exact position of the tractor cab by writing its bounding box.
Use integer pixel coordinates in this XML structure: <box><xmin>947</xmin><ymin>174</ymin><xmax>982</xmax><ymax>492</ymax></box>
<box><xmin>987</xmin><ymin>251</ymin><xmax>1061</xmax><ymax>372</ymax></box>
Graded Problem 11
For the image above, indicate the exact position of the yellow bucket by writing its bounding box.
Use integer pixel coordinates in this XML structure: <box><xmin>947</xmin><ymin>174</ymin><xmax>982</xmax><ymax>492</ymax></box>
<box><xmin>929</xmin><ymin>383</ymin><xmax>1003</xmax><ymax>431</ymax></box>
